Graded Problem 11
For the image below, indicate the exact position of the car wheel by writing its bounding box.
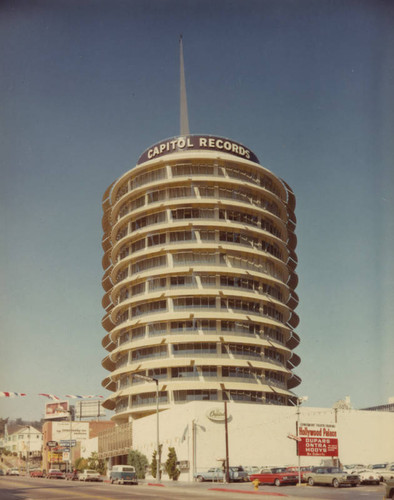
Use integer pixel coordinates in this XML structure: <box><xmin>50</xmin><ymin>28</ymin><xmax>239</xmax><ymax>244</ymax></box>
<box><xmin>308</xmin><ymin>477</ymin><xmax>314</xmax><ymax>486</ymax></box>
<box><xmin>196</xmin><ymin>475</ymin><xmax>204</xmax><ymax>482</ymax></box>
<box><xmin>274</xmin><ymin>478</ymin><xmax>281</xmax><ymax>486</ymax></box>
<box><xmin>110</xmin><ymin>478</ymin><xmax>114</xmax><ymax>484</ymax></box>
<box><xmin>332</xmin><ymin>478</ymin><xmax>339</xmax><ymax>488</ymax></box>
<box><xmin>351</xmin><ymin>483</ymin><xmax>357</xmax><ymax>487</ymax></box>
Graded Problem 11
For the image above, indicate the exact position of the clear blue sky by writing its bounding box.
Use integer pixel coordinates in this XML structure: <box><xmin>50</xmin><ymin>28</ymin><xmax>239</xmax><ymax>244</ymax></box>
<box><xmin>1</xmin><ymin>0</ymin><xmax>393</xmax><ymax>421</ymax></box>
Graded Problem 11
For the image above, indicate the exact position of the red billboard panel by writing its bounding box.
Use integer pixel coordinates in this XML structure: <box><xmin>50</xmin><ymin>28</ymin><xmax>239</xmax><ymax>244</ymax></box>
<box><xmin>45</xmin><ymin>401</ymin><xmax>69</xmax><ymax>419</ymax></box>
<box><xmin>298</xmin><ymin>423</ymin><xmax>339</xmax><ymax>457</ymax></box>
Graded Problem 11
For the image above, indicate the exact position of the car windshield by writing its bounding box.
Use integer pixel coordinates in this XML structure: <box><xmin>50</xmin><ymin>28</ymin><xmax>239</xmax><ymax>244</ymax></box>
<box><xmin>85</xmin><ymin>470</ymin><xmax>97</xmax><ymax>473</ymax></box>
<box><xmin>122</xmin><ymin>467</ymin><xmax>135</xmax><ymax>472</ymax></box>
<box><xmin>271</xmin><ymin>468</ymin><xmax>287</xmax><ymax>473</ymax></box>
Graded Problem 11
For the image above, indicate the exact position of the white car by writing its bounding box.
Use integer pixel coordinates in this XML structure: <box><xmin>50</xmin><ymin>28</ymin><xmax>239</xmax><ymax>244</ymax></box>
<box><xmin>352</xmin><ymin>469</ymin><xmax>380</xmax><ymax>485</ymax></box>
<box><xmin>370</xmin><ymin>463</ymin><xmax>394</xmax><ymax>482</ymax></box>
<box><xmin>78</xmin><ymin>469</ymin><xmax>102</xmax><ymax>482</ymax></box>
<box><xmin>9</xmin><ymin>468</ymin><xmax>19</xmax><ymax>476</ymax></box>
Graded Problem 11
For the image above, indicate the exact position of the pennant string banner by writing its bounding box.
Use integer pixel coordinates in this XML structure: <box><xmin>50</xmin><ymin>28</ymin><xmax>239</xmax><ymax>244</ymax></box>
<box><xmin>1</xmin><ymin>392</ymin><xmax>103</xmax><ymax>399</ymax></box>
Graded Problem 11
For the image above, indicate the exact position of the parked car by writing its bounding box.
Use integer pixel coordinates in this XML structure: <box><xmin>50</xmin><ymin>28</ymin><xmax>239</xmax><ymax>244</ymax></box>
<box><xmin>378</xmin><ymin>463</ymin><xmax>394</xmax><ymax>482</ymax></box>
<box><xmin>30</xmin><ymin>469</ymin><xmax>44</xmax><ymax>478</ymax></box>
<box><xmin>9</xmin><ymin>468</ymin><xmax>19</xmax><ymax>476</ymax></box>
<box><xmin>65</xmin><ymin>470</ymin><xmax>79</xmax><ymax>481</ymax></box>
<box><xmin>243</xmin><ymin>466</ymin><xmax>260</xmax><ymax>480</ymax></box>
<box><xmin>249</xmin><ymin>467</ymin><xmax>298</xmax><ymax>486</ymax></box>
<box><xmin>46</xmin><ymin>469</ymin><xmax>65</xmax><ymax>479</ymax></box>
<box><xmin>0</xmin><ymin>469</ymin><xmax>5</xmax><ymax>476</ymax></box>
<box><xmin>351</xmin><ymin>468</ymin><xmax>380</xmax><ymax>485</ymax></box>
<box><xmin>285</xmin><ymin>466</ymin><xmax>313</xmax><ymax>482</ymax></box>
<box><xmin>78</xmin><ymin>469</ymin><xmax>102</xmax><ymax>482</ymax></box>
<box><xmin>385</xmin><ymin>478</ymin><xmax>394</xmax><ymax>499</ymax></box>
<box><xmin>194</xmin><ymin>466</ymin><xmax>248</xmax><ymax>482</ymax></box>
<box><xmin>109</xmin><ymin>465</ymin><xmax>138</xmax><ymax>485</ymax></box>
<box><xmin>306</xmin><ymin>466</ymin><xmax>360</xmax><ymax>488</ymax></box>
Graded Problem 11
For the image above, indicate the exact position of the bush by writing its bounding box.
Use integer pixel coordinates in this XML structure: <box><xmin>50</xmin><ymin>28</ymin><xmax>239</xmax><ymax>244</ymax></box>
<box><xmin>74</xmin><ymin>457</ymin><xmax>88</xmax><ymax>471</ymax></box>
<box><xmin>165</xmin><ymin>447</ymin><xmax>180</xmax><ymax>481</ymax></box>
<box><xmin>128</xmin><ymin>450</ymin><xmax>149</xmax><ymax>479</ymax></box>
<box><xmin>151</xmin><ymin>444</ymin><xmax>162</xmax><ymax>479</ymax></box>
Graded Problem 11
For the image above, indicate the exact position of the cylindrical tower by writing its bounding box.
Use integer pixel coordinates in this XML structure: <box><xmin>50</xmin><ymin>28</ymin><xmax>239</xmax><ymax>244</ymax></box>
<box><xmin>101</xmin><ymin>135</ymin><xmax>301</xmax><ymax>423</ymax></box>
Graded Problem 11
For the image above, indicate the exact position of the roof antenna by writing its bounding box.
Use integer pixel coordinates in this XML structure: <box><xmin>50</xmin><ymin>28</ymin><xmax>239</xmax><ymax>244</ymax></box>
<box><xmin>179</xmin><ymin>34</ymin><xmax>190</xmax><ymax>136</ymax></box>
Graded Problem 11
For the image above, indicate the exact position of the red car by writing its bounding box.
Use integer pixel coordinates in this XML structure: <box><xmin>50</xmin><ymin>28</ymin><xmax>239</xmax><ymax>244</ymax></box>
<box><xmin>285</xmin><ymin>466</ymin><xmax>313</xmax><ymax>482</ymax></box>
<box><xmin>249</xmin><ymin>467</ymin><xmax>298</xmax><ymax>486</ymax></box>
<box><xmin>46</xmin><ymin>469</ymin><xmax>65</xmax><ymax>479</ymax></box>
<box><xmin>30</xmin><ymin>469</ymin><xmax>44</xmax><ymax>478</ymax></box>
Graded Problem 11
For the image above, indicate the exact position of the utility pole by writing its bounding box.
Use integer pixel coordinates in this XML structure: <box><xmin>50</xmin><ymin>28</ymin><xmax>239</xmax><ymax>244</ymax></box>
<box><xmin>224</xmin><ymin>401</ymin><xmax>230</xmax><ymax>483</ymax></box>
<box><xmin>69</xmin><ymin>410</ymin><xmax>73</xmax><ymax>472</ymax></box>
<box><xmin>26</xmin><ymin>426</ymin><xmax>31</xmax><ymax>475</ymax></box>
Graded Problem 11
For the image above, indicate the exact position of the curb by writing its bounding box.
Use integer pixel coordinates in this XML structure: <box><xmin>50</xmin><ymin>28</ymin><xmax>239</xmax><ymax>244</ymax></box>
<box><xmin>209</xmin><ymin>488</ymin><xmax>287</xmax><ymax>497</ymax></box>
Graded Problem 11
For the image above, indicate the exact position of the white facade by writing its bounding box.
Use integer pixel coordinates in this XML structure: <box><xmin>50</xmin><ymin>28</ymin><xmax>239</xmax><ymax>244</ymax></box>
<box><xmin>131</xmin><ymin>402</ymin><xmax>394</xmax><ymax>480</ymax></box>
<box><xmin>4</xmin><ymin>426</ymin><xmax>43</xmax><ymax>458</ymax></box>
<box><xmin>80</xmin><ymin>436</ymin><xmax>98</xmax><ymax>459</ymax></box>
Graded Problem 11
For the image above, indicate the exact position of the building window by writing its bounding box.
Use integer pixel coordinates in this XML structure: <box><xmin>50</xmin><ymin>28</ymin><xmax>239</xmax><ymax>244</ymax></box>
<box><xmin>169</xmin><ymin>186</ymin><xmax>194</xmax><ymax>198</ymax></box>
<box><xmin>170</xmin><ymin>230</ymin><xmax>196</xmax><ymax>242</ymax></box>
<box><xmin>222</xmin><ymin>343</ymin><xmax>261</xmax><ymax>359</ymax></box>
<box><xmin>173</xmin><ymin>389</ymin><xmax>218</xmax><ymax>401</ymax></box>
<box><xmin>201</xmin><ymin>366</ymin><xmax>217</xmax><ymax>377</ymax></box>
<box><xmin>173</xmin><ymin>297</ymin><xmax>216</xmax><ymax>310</ymax></box>
<box><xmin>172</xmin><ymin>366</ymin><xmax>199</xmax><ymax>378</ymax></box>
<box><xmin>148</xmin><ymin>277</ymin><xmax>167</xmax><ymax>291</ymax></box>
<box><xmin>222</xmin><ymin>366</ymin><xmax>260</xmax><ymax>379</ymax></box>
<box><xmin>132</xmin><ymin>345</ymin><xmax>168</xmax><ymax>361</ymax></box>
<box><xmin>131</xmin><ymin>391</ymin><xmax>168</xmax><ymax>406</ymax></box>
<box><xmin>148</xmin><ymin>322</ymin><xmax>167</xmax><ymax>336</ymax></box>
<box><xmin>147</xmin><ymin>233</ymin><xmax>166</xmax><ymax>246</ymax></box>
<box><xmin>173</xmin><ymin>342</ymin><xmax>217</xmax><ymax>355</ymax></box>
<box><xmin>172</xmin><ymin>164</ymin><xmax>214</xmax><ymax>176</ymax></box>
<box><xmin>223</xmin><ymin>390</ymin><xmax>264</xmax><ymax>403</ymax></box>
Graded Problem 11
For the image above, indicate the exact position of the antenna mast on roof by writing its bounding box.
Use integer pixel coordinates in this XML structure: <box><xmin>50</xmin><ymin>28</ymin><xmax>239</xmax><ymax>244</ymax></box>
<box><xmin>179</xmin><ymin>35</ymin><xmax>190</xmax><ymax>135</ymax></box>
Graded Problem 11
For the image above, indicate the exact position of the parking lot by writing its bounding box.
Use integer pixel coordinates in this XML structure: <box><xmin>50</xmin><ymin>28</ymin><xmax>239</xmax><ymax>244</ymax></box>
<box><xmin>0</xmin><ymin>475</ymin><xmax>387</xmax><ymax>500</ymax></box>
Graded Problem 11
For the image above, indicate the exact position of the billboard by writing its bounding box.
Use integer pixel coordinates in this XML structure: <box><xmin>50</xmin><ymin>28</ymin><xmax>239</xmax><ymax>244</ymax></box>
<box><xmin>298</xmin><ymin>423</ymin><xmax>339</xmax><ymax>457</ymax></box>
<box><xmin>45</xmin><ymin>401</ymin><xmax>69</xmax><ymax>420</ymax></box>
<box><xmin>74</xmin><ymin>399</ymin><xmax>106</xmax><ymax>419</ymax></box>
<box><xmin>52</xmin><ymin>421</ymin><xmax>89</xmax><ymax>442</ymax></box>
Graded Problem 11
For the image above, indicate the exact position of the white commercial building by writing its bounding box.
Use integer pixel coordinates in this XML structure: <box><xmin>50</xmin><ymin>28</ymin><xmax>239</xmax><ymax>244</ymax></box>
<box><xmin>131</xmin><ymin>402</ymin><xmax>394</xmax><ymax>480</ymax></box>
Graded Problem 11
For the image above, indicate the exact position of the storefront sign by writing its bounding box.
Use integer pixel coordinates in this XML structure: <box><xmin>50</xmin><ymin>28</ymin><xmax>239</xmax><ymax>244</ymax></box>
<box><xmin>206</xmin><ymin>407</ymin><xmax>230</xmax><ymax>422</ymax></box>
<box><xmin>137</xmin><ymin>135</ymin><xmax>259</xmax><ymax>165</ymax></box>
<box><xmin>298</xmin><ymin>423</ymin><xmax>338</xmax><ymax>457</ymax></box>
<box><xmin>47</xmin><ymin>451</ymin><xmax>63</xmax><ymax>462</ymax></box>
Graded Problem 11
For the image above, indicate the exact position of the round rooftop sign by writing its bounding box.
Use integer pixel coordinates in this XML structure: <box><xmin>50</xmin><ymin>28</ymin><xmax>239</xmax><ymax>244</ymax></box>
<box><xmin>137</xmin><ymin>134</ymin><xmax>259</xmax><ymax>165</ymax></box>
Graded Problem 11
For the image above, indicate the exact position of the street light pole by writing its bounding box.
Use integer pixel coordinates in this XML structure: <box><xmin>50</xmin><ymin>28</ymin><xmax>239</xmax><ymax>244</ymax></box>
<box><xmin>296</xmin><ymin>396</ymin><xmax>308</xmax><ymax>485</ymax></box>
<box><xmin>69</xmin><ymin>410</ymin><xmax>73</xmax><ymax>473</ymax></box>
<box><xmin>133</xmin><ymin>374</ymin><xmax>160</xmax><ymax>482</ymax></box>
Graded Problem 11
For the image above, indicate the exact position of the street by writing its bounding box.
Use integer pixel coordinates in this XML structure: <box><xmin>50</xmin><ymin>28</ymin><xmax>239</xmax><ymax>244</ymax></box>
<box><xmin>0</xmin><ymin>476</ymin><xmax>386</xmax><ymax>500</ymax></box>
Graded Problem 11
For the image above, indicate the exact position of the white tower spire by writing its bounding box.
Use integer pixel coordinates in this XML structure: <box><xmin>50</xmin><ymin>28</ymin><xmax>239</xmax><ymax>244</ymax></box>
<box><xmin>179</xmin><ymin>35</ymin><xmax>190</xmax><ymax>135</ymax></box>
